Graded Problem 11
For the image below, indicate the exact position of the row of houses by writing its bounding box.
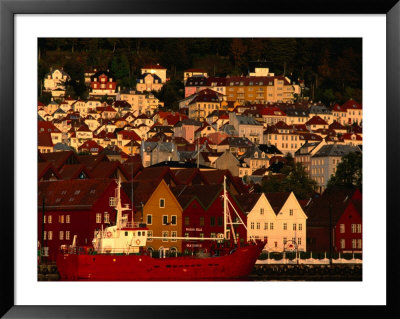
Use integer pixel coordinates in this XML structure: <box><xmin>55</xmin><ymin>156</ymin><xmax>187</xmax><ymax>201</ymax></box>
<box><xmin>38</xmin><ymin>164</ymin><xmax>362</xmax><ymax>261</ymax></box>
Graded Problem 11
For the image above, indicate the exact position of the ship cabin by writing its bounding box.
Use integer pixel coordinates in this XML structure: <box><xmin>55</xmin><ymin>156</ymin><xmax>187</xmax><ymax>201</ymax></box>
<box><xmin>92</xmin><ymin>215</ymin><xmax>148</xmax><ymax>254</ymax></box>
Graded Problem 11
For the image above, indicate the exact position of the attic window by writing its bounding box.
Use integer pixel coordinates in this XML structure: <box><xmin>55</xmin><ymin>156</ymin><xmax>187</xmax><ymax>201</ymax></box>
<box><xmin>61</xmin><ymin>190</ymin><xmax>67</xmax><ymax>195</ymax></box>
<box><xmin>69</xmin><ymin>197</ymin><xmax>74</xmax><ymax>202</ymax></box>
<box><xmin>55</xmin><ymin>198</ymin><xmax>61</xmax><ymax>203</ymax></box>
<box><xmin>74</xmin><ymin>190</ymin><xmax>80</xmax><ymax>195</ymax></box>
<box><xmin>90</xmin><ymin>189</ymin><xmax>96</xmax><ymax>194</ymax></box>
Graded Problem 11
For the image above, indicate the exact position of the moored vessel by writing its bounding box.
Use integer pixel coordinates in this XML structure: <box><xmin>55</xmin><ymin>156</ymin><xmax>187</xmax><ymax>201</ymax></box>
<box><xmin>56</xmin><ymin>177</ymin><xmax>265</xmax><ymax>281</ymax></box>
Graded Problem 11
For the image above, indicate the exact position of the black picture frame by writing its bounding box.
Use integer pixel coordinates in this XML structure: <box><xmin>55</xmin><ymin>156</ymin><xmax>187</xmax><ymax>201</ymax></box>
<box><xmin>1</xmin><ymin>0</ymin><xmax>398</xmax><ymax>317</ymax></box>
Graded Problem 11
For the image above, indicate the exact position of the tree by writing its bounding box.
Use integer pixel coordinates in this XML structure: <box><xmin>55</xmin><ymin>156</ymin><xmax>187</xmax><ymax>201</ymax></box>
<box><xmin>261</xmin><ymin>159</ymin><xmax>317</xmax><ymax>200</ymax></box>
<box><xmin>327</xmin><ymin>151</ymin><xmax>362</xmax><ymax>190</ymax></box>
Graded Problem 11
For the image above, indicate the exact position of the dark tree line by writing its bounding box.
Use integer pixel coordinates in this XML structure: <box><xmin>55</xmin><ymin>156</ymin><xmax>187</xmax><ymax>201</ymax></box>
<box><xmin>38</xmin><ymin>38</ymin><xmax>361</xmax><ymax>105</ymax></box>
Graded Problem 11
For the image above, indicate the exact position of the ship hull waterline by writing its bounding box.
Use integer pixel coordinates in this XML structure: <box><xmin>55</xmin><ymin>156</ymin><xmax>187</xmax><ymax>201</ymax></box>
<box><xmin>56</xmin><ymin>242</ymin><xmax>265</xmax><ymax>281</ymax></box>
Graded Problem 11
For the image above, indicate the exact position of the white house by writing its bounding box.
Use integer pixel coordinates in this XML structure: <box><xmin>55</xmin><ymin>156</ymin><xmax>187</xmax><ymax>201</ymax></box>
<box><xmin>237</xmin><ymin>192</ymin><xmax>307</xmax><ymax>252</ymax></box>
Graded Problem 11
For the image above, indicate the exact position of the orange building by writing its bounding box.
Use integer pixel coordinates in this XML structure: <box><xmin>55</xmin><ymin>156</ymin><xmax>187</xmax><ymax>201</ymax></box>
<box><xmin>141</xmin><ymin>179</ymin><xmax>183</xmax><ymax>255</ymax></box>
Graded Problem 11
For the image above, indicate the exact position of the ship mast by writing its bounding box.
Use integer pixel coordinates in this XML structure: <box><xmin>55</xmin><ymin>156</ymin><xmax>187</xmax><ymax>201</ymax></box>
<box><xmin>223</xmin><ymin>176</ymin><xmax>228</xmax><ymax>240</ymax></box>
<box><xmin>115</xmin><ymin>177</ymin><xmax>131</xmax><ymax>229</ymax></box>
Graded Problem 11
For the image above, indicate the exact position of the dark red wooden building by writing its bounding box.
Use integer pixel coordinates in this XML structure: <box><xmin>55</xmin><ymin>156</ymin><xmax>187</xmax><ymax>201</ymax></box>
<box><xmin>38</xmin><ymin>178</ymin><xmax>133</xmax><ymax>261</ymax></box>
<box><xmin>305</xmin><ymin>188</ymin><xmax>362</xmax><ymax>254</ymax></box>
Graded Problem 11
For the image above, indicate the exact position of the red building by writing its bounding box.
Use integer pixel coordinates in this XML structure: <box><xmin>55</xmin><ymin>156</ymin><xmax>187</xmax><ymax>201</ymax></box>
<box><xmin>89</xmin><ymin>70</ymin><xmax>118</xmax><ymax>97</ymax></box>
<box><xmin>38</xmin><ymin>178</ymin><xmax>133</xmax><ymax>261</ymax></box>
<box><xmin>305</xmin><ymin>188</ymin><xmax>362</xmax><ymax>254</ymax></box>
<box><xmin>172</xmin><ymin>184</ymin><xmax>247</xmax><ymax>254</ymax></box>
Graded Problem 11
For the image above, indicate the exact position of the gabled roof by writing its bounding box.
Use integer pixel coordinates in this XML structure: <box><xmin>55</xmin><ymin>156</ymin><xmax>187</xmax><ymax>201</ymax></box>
<box><xmin>118</xmin><ymin>130</ymin><xmax>141</xmax><ymax>141</ymax></box>
<box><xmin>38</xmin><ymin>121</ymin><xmax>61</xmax><ymax>133</ymax></box>
<box><xmin>265</xmin><ymin>192</ymin><xmax>291</xmax><ymax>214</ymax></box>
<box><xmin>41</xmin><ymin>150</ymin><xmax>80</xmax><ymax>170</ymax></box>
<box><xmin>90</xmin><ymin>161</ymin><xmax>130</xmax><ymax>180</ymax></box>
<box><xmin>171</xmin><ymin>184</ymin><xmax>223</xmax><ymax>210</ymax></box>
<box><xmin>133</xmin><ymin>166</ymin><xmax>178</xmax><ymax>185</ymax></box>
<box><xmin>342</xmin><ymin>99</ymin><xmax>362</xmax><ymax>110</ymax></box>
<box><xmin>313</xmin><ymin>144</ymin><xmax>360</xmax><ymax>157</ymax></box>
<box><xmin>38</xmin><ymin>162</ymin><xmax>61</xmax><ymax>181</ymax></box>
<box><xmin>121</xmin><ymin>179</ymin><xmax>161</xmax><ymax>209</ymax></box>
<box><xmin>234</xmin><ymin>193</ymin><xmax>262</xmax><ymax>214</ymax></box>
<box><xmin>77</xmin><ymin>153</ymin><xmax>109</xmax><ymax>171</ymax></box>
<box><xmin>38</xmin><ymin>132</ymin><xmax>54</xmax><ymax>147</ymax></box>
<box><xmin>305</xmin><ymin>188</ymin><xmax>361</xmax><ymax>226</ymax></box>
<box><xmin>38</xmin><ymin>178</ymin><xmax>116</xmax><ymax>211</ymax></box>
<box><xmin>58</xmin><ymin>164</ymin><xmax>92</xmax><ymax>180</ymax></box>
<box><xmin>306</xmin><ymin>115</ymin><xmax>328</xmax><ymax>126</ymax></box>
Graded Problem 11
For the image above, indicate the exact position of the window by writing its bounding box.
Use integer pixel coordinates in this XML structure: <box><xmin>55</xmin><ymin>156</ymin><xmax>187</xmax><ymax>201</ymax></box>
<box><xmin>43</xmin><ymin>231</ymin><xmax>47</xmax><ymax>240</ymax></box>
<box><xmin>48</xmin><ymin>215</ymin><xmax>52</xmax><ymax>224</ymax></box>
<box><xmin>171</xmin><ymin>231</ymin><xmax>177</xmax><ymax>242</ymax></box>
<box><xmin>293</xmin><ymin>224</ymin><xmax>296</xmax><ymax>231</ymax></box>
<box><xmin>211</xmin><ymin>233</ymin><xmax>216</xmax><ymax>238</ymax></box>
<box><xmin>66</xmin><ymin>231</ymin><xmax>70</xmax><ymax>240</ymax></box>
<box><xmin>299</xmin><ymin>224</ymin><xmax>303</xmax><ymax>231</ymax></box>
<box><xmin>270</xmin><ymin>223</ymin><xmax>274</xmax><ymax>230</ymax></box>
<box><xmin>104</xmin><ymin>213</ymin><xmax>110</xmax><ymax>223</ymax></box>
<box><xmin>283</xmin><ymin>223</ymin><xmax>287</xmax><ymax>230</ymax></box>
<box><xmin>184</xmin><ymin>216</ymin><xmax>190</xmax><ymax>226</ymax></box>
<box><xmin>162</xmin><ymin>215</ymin><xmax>168</xmax><ymax>225</ymax></box>
<box><xmin>210</xmin><ymin>216</ymin><xmax>215</xmax><ymax>226</ymax></box>
<box><xmin>298</xmin><ymin>237</ymin><xmax>301</xmax><ymax>245</ymax></box>
<box><xmin>351</xmin><ymin>224</ymin><xmax>356</xmax><ymax>233</ymax></box>
<box><xmin>352</xmin><ymin>239</ymin><xmax>357</xmax><ymax>249</ymax></box>
<box><xmin>264</xmin><ymin>223</ymin><xmax>268</xmax><ymax>230</ymax></box>
<box><xmin>199</xmin><ymin>217</ymin><xmax>205</xmax><ymax>226</ymax></box>
<box><xmin>292</xmin><ymin>237</ymin><xmax>296</xmax><ymax>243</ymax></box>
<box><xmin>159</xmin><ymin>198</ymin><xmax>165</xmax><ymax>208</ymax></box>
<box><xmin>184</xmin><ymin>233</ymin><xmax>189</xmax><ymax>238</ymax></box>
<box><xmin>66</xmin><ymin>215</ymin><xmax>70</xmax><ymax>223</ymax></box>
<box><xmin>289</xmin><ymin>209</ymin><xmax>293</xmax><ymax>216</ymax></box>
<box><xmin>340</xmin><ymin>224</ymin><xmax>345</xmax><ymax>233</ymax></box>
<box><xmin>96</xmin><ymin>213</ymin><xmax>102</xmax><ymax>223</ymax></box>
<box><xmin>357</xmin><ymin>239</ymin><xmax>362</xmax><ymax>249</ymax></box>
<box><xmin>48</xmin><ymin>231</ymin><xmax>53</xmax><ymax>240</ymax></box>
<box><xmin>200</xmin><ymin>233</ymin><xmax>205</xmax><ymax>240</ymax></box>
<box><xmin>274</xmin><ymin>241</ymin><xmax>278</xmax><ymax>248</ymax></box>
<box><xmin>217</xmin><ymin>216</ymin><xmax>223</xmax><ymax>226</ymax></box>
<box><xmin>147</xmin><ymin>230</ymin><xmax>153</xmax><ymax>241</ymax></box>
<box><xmin>283</xmin><ymin>238</ymin><xmax>287</xmax><ymax>244</ymax></box>
<box><xmin>171</xmin><ymin>216</ymin><xmax>177</xmax><ymax>225</ymax></box>
<box><xmin>260</xmin><ymin>208</ymin><xmax>264</xmax><ymax>215</ymax></box>
<box><xmin>162</xmin><ymin>231</ymin><xmax>168</xmax><ymax>242</ymax></box>
<box><xmin>44</xmin><ymin>215</ymin><xmax>46</xmax><ymax>224</ymax></box>
<box><xmin>340</xmin><ymin>239</ymin><xmax>345</xmax><ymax>249</ymax></box>
<box><xmin>357</xmin><ymin>224</ymin><xmax>362</xmax><ymax>233</ymax></box>
<box><xmin>59</xmin><ymin>231</ymin><xmax>64</xmax><ymax>240</ymax></box>
<box><xmin>250</xmin><ymin>222</ymin><xmax>255</xmax><ymax>230</ymax></box>
<box><xmin>109</xmin><ymin>197</ymin><xmax>116</xmax><ymax>207</ymax></box>
<box><xmin>147</xmin><ymin>214</ymin><xmax>152</xmax><ymax>225</ymax></box>
<box><xmin>256</xmin><ymin>222</ymin><xmax>260</xmax><ymax>230</ymax></box>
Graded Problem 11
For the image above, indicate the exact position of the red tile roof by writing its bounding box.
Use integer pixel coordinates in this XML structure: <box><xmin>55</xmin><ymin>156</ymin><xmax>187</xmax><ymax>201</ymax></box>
<box><xmin>306</xmin><ymin>116</ymin><xmax>328</xmax><ymax>126</ymax></box>
<box><xmin>38</xmin><ymin>132</ymin><xmax>54</xmax><ymax>147</ymax></box>
<box><xmin>38</xmin><ymin>178</ymin><xmax>117</xmax><ymax>211</ymax></box>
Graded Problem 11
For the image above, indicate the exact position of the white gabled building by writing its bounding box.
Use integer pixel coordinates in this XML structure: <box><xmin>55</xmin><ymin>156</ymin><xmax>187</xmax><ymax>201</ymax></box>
<box><xmin>270</xmin><ymin>192</ymin><xmax>307</xmax><ymax>252</ymax></box>
<box><xmin>236</xmin><ymin>192</ymin><xmax>307</xmax><ymax>252</ymax></box>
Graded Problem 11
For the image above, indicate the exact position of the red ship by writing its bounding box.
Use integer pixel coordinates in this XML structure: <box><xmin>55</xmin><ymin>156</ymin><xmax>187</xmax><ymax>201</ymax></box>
<box><xmin>56</xmin><ymin>177</ymin><xmax>265</xmax><ymax>281</ymax></box>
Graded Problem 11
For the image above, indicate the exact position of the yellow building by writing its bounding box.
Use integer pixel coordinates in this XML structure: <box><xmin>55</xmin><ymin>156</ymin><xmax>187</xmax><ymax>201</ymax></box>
<box><xmin>224</xmin><ymin>76</ymin><xmax>298</xmax><ymax>104</ymax></box>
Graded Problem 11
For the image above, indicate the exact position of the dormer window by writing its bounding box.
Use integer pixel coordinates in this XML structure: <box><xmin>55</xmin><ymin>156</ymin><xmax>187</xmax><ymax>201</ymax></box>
<box><xmin>254</xmin><ymin>152</ymin><xmax>258</xmax><ymax>158</ymax></box>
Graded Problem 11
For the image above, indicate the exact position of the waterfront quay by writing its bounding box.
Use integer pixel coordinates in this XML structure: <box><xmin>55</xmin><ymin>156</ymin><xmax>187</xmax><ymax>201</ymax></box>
<box><xmin>250</xmin><ymin>264</ymin><xmax>362</xmax><ymax>281</ymax></box>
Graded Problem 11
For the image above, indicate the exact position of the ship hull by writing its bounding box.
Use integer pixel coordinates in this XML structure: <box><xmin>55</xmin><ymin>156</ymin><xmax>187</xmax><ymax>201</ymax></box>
<box><xmin>56</xmin><ymin>242</ymin><xmax>264</xmax><ymax>281</ymax></box>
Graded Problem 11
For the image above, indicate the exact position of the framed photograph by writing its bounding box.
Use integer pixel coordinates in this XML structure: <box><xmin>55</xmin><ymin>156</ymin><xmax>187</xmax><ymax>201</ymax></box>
<box><xmin>1</xmin><ymin>0</ymin><xmax>398</xmax><ymax>317</ymax></box>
